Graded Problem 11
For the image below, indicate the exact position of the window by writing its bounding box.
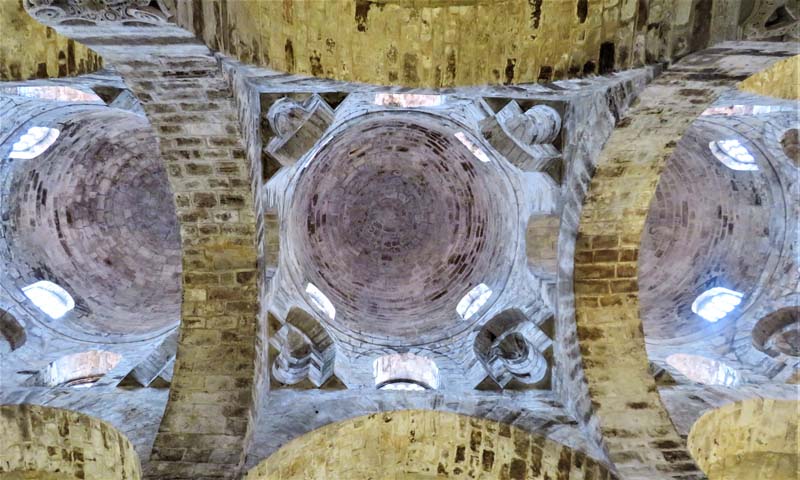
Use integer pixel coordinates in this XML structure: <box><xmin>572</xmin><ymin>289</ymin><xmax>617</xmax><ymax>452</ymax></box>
<box><xmin>26</xmin><ymin>350</ymin><xmax>122</xmax><ymax>388</ymax></box>
<box><xmin>0</xmin><ymin>86</ymin><xmax>103</xmax><ymax>103</ymax></box>
<box><xmin>455</xmin><ymin>131</ymin><xmax>491</xmax><ymax>163</ymax></box>
<box><xmin>9</xmin><ymin>126</ymin><xmax>60</xmax><ymax>159</ymax></box>
<box><xmin>700</xmin><ymin>104</ymin><xmax>789</xmax><ymax>116</ymax></box>
<box><xmin>305</xmin><ymin>283</ymin><xmax>335</xmax><ymax>321</ymax></box>
<box><xmin>691</xmin><ymin>287</ymin><xmax>743</xmax><ymax>322</ymax></box>
<box><xmin>665</xmin><ymin>353</ymin><xmax>740</xmax><ymax>387</ymax></box>
<box><xmin>709</xmin><ymin>139</ymin><xmax>758</xmax><ymax>171</ymax></box>
<box><xmin>373</xmin><ymin>93</ymin><xmax>443</xmax><ymax>107</ymax></box>
<box><xmin>380</xmin><ymin>382</ymin><xmax>427</xmax><ymax>391</ymax></box>
<box><xmin>373</xmin><ymin>353</ymin><xmax>439</xmax><ymax>390</ymax></box>
<box><xmin>22</xmin><ymin>281</ymin><xmax>74</xmax><ymax>319</ymax></box>
<box><xmin>456</xmin><ymin>283</ymin><xmax>492</xmax><ymax>320</ymax></box>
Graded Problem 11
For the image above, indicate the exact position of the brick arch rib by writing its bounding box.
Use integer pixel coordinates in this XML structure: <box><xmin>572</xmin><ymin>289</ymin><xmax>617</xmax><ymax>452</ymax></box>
<box><xmin>21</xmin><ymin>23</ymin><xmax>260</xmax><ymax>479</ymax></box>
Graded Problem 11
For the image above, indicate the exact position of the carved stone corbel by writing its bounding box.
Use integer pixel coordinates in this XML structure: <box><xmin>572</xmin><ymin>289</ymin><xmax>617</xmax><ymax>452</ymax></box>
<box><xmin>475</xmin><ymin>309</ymin><xmax>552</xmax><ymax>389</ymax></box>
<box><xmin>480</xmin><ymin>101</ymin><xmax>563</xmax><ymax>182</ymax></box>
<box><xmin>264</xmin><ymin>95</ymin><xmax>334</xmax><ymax>167</ymax></box>
<box><xmin>269</xmin><ymin>308</ymin><xmax>335</xmax><ymax>387</ymax></box>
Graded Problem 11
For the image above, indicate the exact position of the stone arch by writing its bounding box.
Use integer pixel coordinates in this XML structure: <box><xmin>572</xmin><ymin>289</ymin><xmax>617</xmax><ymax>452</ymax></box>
<box><xmin>173</xmin><ymin>0</ymin><xmax>731</xmax><ymax>87</ymax></box>
<box><xmin>572</xmin><ymin>45</ymin><xmax>797</xmax><ymax>478</ymax></box>
<box><xmin>0</xmin><ymin>1</ymin><xmax>102</xmax><ymax>81</ymax></box>
<box><xmin>17</xmin><ymin>16</ymin><xmax>260</xmax><ymax>477</ymax></box>
<box><xmin>0</xmin><ymin>308</ymin><xmax>26</xmax><ymax>352</ymax></box>
<box><xmin>0</xmin><ymin>404</ymin><xmax>141</xmax><ymax>479</ymax></box>
<box><xmin>687</xmin><ymin>398</ymin><xmax>799</xmax><ymax>479</ymax></box>
<box><xmin>244</xmin><ymin>410</ymin><xmax>617</xmax><ymax>479</ymax></box>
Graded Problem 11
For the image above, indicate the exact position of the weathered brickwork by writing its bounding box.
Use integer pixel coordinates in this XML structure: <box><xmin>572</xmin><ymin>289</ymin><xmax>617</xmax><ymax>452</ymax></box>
<box><xmin>573</xmin><ymin>43</ymin><xmax>798</xmax><ymax>479</ymax></box>
<box><xmin>687</xmin><ymin>399</ymin><xmax>799</xmax><ymax>479</ymax></box>
<box><xmin>640</xmin><ymin>100</ymin><xmax>800</xmax><ymax>390</ymax></box>
<box><xmin>8</xmin><ymin>1</ymin><xmax>799</xmax><ymax>478</ymax></box>
<box><xmin>246</xmin><ymin>410</ymin><xmax>617</xmax><ymax>479</ymax></box>
<box><xmin>246</xmin><ymin>389</ymin><xmax>609</xmax><ymax>468</ymax></box>
<box><xmin>551</xmin><ymin>66</ymin><xmax>654</xmax><ymax>475</ymax></box>
<box><xmin>658</xmin><ymin>383</ymin><xmax>799</xmax><ymax>437</ymax></box>
<box><xmin>30</xmin><ymin>24</ymin><xmax>260</xmax><ymax>479</ymax></box>
<box><xmin>0</xmin><ymin>404</ymin><xmax>141</xmax><ymax>479</ymax></box>
<box><xmin>173</xmin><ymin>0</ymin><xmax>742</xmax><ymax>87</ymax></box>
<box><xmin>0</xmin><ymin>99</ymin><xmax>181</xmax><ymax>340</ymax></box>
<box><xmin>739</xmin><ymin>54</ymin><xmax>800</xmax><ymax>100</ymax></box>
<box><xmin>216</xmin><ymin>54</ymin><xmax>654</xmax><ymax>470</ymax></box>
<box><xmin>0</xmin><ymin>1</ymin><xmax>102</xmax><ymax>81</ymax></box>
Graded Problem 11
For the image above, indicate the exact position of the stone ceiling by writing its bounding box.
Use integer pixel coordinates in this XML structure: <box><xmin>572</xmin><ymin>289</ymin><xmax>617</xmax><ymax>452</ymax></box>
<box><xmin>287</xmin><ymin>114</ymin><xmax>517</xmax><ymax>344</ymax></box>
<box><xmin>265</xmin><ymin>96</ymin><xmax>557</xmax><ymax>390</ymax></box>
<box><xmin>641</xmin><ymin>115</ymin><xmax>786</xmax><ymax>343</ymax></box>
<box><xmin>1</xmin><ymin>1</ymin><xmax>798</xmax><ymax>479</ymax></box>
<box><xmin>174</xmin><ymin>0</ymin><xmax>743</xmax><ymax>87</ymax></box>
<box><xmin>0</xmin><ymin>97</ymin><xmax>181</xmax><ymax>340</ymax></box>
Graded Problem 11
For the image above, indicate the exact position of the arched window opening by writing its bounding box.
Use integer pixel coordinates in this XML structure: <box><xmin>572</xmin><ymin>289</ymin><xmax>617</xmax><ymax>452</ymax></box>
<box><xmin>9</xmin><ymin>126</ymin><xmax>60</xmax><ymax>160</ymax></box>
<box><xmin>700</xmin><ymin>104</ymin><xmax>789</xmax><ymax>116</ymax></box>
<box><xmin>25</xmin><ymin>350</ymin><xmax>122</xmax><ymax>388</ymax></box>
<box><xmin>691</xmin><ymin>287</ymin><xmax>743</xmax><ymax>322</ymax></box>
<box><xmin>374</xmin><ymin>93</ymin><xmax>443</xmax><ymax>107</ymax></box>
<box><xmin>0</xmin><ymin>86</ymin><xmax>103</xmax><ymax>103</ymax></box>
<box><xmin>380</xmin><ymin>382</ymin><xmax>427</xmax><ymax>391</ymax></box>
<box><xmin>455</xmin><ymin>131</ymin><xmax>491</xmax><ymax>163</ymax></box>
<box><xmin>305</xmin><ymin>283</ymin><xmax>335</xmax><ymax>321</ymax></box>
<box><xmin>373</xmin><ymin>352</ymin><xmax>439</xmax><ymax>390</ymax></box>
<box><xmin>526</xmin><ymin>214</ymin><xmax>560</xmax><ymax>279</ymax></box>
<box><xmin>22</xmin><ymin>280</ymin><xmax>75</xmax><ymax>319</ymax></box>
<box><xmin>666</xmin><ymin>353</ymin><xmax>740</xmax><ymax>387</ymax></box>
<box><xmin>456</xmin><ymin>283</ymin><xmax>492</xmax><ymax>320</ymax></box>
<box><xmin>709</xmin><ymin>139</ymin><xmax>758</xmax><ymax>171</ymax></box>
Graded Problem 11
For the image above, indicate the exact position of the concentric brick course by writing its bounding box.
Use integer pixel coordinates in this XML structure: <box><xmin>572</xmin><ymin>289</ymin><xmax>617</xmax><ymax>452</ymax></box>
<box><xmin>287</xmin><ymin>114</ymin><xmax>517</xmax><ymax>345</ymax></box>
<box><xmin>1</xmin><ymin>105</ymin><xmax>181</xmax><ymax>338</ymax></box>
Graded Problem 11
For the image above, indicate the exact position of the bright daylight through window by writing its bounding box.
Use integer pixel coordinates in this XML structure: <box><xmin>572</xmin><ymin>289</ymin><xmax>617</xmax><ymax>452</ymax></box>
<box><xmin>22</xmin><ymin>281</ymin><xmax>75</xmax><ymax>319</ymax></box>
<box><xmin>709</xmin><ymin>139</ymin><xmax>758</xmax><ymax>171</ymax></box>
<box><xmin>305</xmin><ymin>283</ymin><xmax>335</xmax><ymax>321</ymax></box>
<box><xmin>456</xmin><ymin>283</ymin><xmax>492</xmax><ymax>320</ymax></box>
<box><xmin>692</xmin><ymin>287</ymin><xmax>744</xmax><ymax>322</ymax></box>
<box><xmin>9</xmin><ymin>126</ymin><xmax>60</xmax><ymax>160</ymax></box>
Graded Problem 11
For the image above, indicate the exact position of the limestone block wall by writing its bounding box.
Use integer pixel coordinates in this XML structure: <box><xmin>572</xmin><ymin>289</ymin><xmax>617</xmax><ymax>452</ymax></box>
<box><xmin>739</xmin><ymin>54</ymin><xmax>800</xmax><ymax>100</ymax></box>
<box><xmin>0</xmin><ymin>404</ymin><xmax>141</xmax><ymax>479</ymax></box>
<box><xmin>687</xmin><ymin>399</ymin><xmax>799</xmax><ymax>479</ymax></box>
<box><xmin>246</xmin><ymin>410</ymin><xmax>617</xmax><ymax>480</ymax></box>
<box><xmin>173</xmin><ymin>0</ymin><xmax>741</xmax><ymax>87</ymax></box>
<box><xmin>0</xmin><ymin>1</ymin><xmax>101</xmax><ymax>81</ymax></box>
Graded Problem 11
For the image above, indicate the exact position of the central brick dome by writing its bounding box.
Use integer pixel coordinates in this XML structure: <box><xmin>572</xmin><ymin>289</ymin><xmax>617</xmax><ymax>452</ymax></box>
<box><xmin>287</xmin><ymin>113</ymin><xmax>518</xmax><ymax>345</ymax></box>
